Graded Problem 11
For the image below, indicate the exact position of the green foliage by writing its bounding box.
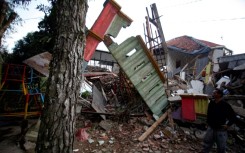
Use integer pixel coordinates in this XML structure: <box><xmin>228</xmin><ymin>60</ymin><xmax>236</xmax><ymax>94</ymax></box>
<box><xmin>0</xmin><ymin>0</ymin><xmax>56</xmax><ymax>64</ymax></box>
<box><xmin>1</xmin><ymin>0</ymin><xmax>32</xmax><ymax>44</ymax></box>
<box><xmin>40</xmin><ymin>76</ymin><xmax>48</xmax><ymax>93</ymax></box>
<box><xmin>10</xmin><ymin>30</ymin><xmax>54</xmax><ymax>64</ymax></box>
<box><xmin>10</xmin><ymin>2</ymin><xmax>56</xmax><ymax>64</ymax></box>
<box><xmin>0</xmin><ymin>47</ymin><xmax>12</xmax><ymax>62</ymax></box>
<box><xmin>81</xmin><ymin>91</ymin><xmax>91</xmax><ymax>99</ymax></box>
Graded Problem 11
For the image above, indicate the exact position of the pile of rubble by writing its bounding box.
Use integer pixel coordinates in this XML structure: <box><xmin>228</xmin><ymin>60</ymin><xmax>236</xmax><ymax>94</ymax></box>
<box><xmin>74</xmin><ymin>116</ymin><xmax>204</xmax><ymax>153</ymax></box>
<box><xmin>79</xmin><ymin>67</ymin><xmax>148</xmax><ymax>122</ymax></box>
<box><xmin>74</xmin><ymin>63</ymin><xmax>245</xmax><ymax>152</ymax></box>
<box><xmin>72</xmin><ymin>114</ymin><xmax>244</xmax><ymax>153</ymax></box>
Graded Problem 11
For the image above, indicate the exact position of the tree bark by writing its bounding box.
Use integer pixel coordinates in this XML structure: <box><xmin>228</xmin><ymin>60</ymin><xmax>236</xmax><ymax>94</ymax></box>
<box><xmin>36</xmin><ymin>0</ymin><xmax>88</xmax><ymax>153</ymax></box>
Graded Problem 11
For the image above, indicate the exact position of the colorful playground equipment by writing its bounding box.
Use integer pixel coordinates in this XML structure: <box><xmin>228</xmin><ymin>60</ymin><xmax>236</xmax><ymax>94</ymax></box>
<box><xmin>0</xmin><ymin>63</ymin><xmax>44</xmax><ymax>119</ymax></box>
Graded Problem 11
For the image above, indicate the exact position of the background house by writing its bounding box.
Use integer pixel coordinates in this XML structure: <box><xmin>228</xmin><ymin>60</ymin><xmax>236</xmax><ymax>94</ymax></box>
<box><xmin>165</xmin><ymin>35</ymin><xmax>232</xmax><ymax>80</ymax></box>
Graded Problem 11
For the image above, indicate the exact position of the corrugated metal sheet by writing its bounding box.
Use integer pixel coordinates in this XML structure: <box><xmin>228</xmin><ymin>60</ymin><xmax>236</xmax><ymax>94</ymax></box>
<box><xmin>195</xmin><ymin>56</ymin><xmax>209</xmax><ymax>77</ymax></box>
<box><xmin>23</xmin><ymin>52</ymin><xmax>52</xmax><ymax>77</ymax></box>
<box><xmin>104</xmin><ymin>35</ymin><xmax>168</xmax><ymax>117</ymax></box>
<box><xmin>218</xmin><ymin>53</ymin><xmax>245</xmax><ymax>63</ymax></box>
<box><xmin>92</xmin><ymin>84</ymin><xmax>107</xmax><ymax>120</ymax></box>
<box><xmin>218</xmin><ymin>53</ymin><xmax>245</xmax><ymax>70</ymax></box>
<box><xmin>92</xmin><ymin>50</ymin><xmax>116</xmax><ymax>63</ymax></box>
<box><xmin>234</xmin><ymin>63</ymin><xmax>245</xmax><ymax>70</ymax></box>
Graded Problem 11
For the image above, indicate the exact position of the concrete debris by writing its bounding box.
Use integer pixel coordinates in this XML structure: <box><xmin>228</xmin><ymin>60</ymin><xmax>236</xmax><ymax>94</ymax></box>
<box><xmin>88</xmin><ymin>138</ymin><xmax>95</xmax><ymax>144</ymax></box>
<box><xmin>99</xmin><ymin>120</ymin><xmax>113</xmax><ymax>131</ymax></box>
<box><xmin>153</xmin><ymin>134</ymin><xmax>162</xmax><ymax>140</ymax></box>
<box><xmin>168</xmin><ymin>96</ymin><xmax>181</xmax><ymax>102</ymax></box>
<box><xmin>25</xmin><ymin>119</ymin><xmax>41</xmax><ymax>142</ymax></box>
<box><xmin>73</xmin><ymin>149</ymin><xmax>79</xmax><ymax>152</ymax></box>
<box><xmin>98</xmin><ymin>140</ymin><xmax>105</xmax><ymax>145</ymax></box>
<box><xmin>189</xmin><ymin>80</ymin><xmax>204</xmax><ymax>94</ymax></box>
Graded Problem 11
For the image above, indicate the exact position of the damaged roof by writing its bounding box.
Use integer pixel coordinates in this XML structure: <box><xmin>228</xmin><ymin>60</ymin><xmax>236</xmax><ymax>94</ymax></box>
<box><xmin>218</xmin><ymin>53</ymin><xmax>245</xmax><ymax>70</ymax></box>
<box><xmin>166</xmin><ymin>35</ymin><xmax>222</xmax><ymax>55</ymax></box>
<box><xmin>22</xmin><ymin>50</ymin><xmax>115</xmax><ymax>77</ymax></box>
<box><xmin>23</xmin><ymin>51</ymin><xmax>52</xmax><ymax>77</ymax></box>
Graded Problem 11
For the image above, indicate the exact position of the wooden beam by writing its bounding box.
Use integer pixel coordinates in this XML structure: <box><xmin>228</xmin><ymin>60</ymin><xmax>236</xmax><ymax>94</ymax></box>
<box><xmin>138</xmin><ymin>110</ymin><xmax>168</xmax><ymax>141</ymax></box>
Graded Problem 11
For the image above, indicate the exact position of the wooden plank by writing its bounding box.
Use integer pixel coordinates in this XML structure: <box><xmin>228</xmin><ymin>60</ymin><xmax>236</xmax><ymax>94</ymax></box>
<box><xmin>138</xmin><ymin>110</ymin><xmax>168</xmax><ymax>141</ymax></box>
<box><xmin>104</xmin><ymin>35</ymin><xmax>168</xmax><ymax>117</ymax></box>
<box><xmin>84</xmin><ymin>0</ymin><xmax>132</xmax><ymax>62</ymax></box>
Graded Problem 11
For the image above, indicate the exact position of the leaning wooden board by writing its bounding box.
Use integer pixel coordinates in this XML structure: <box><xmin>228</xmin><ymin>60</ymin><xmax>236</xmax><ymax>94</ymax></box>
<box><xmin>104</xmin><ymin>35</ymin><xmax>168</xmax><ymax>117</ymax></box>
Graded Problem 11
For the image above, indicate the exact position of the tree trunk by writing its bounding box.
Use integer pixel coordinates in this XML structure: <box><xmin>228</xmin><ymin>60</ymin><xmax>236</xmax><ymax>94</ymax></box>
<box><xmin>36</xmin><ymin>0</ymin><xmax>88</xmax><ymax>153</ymax></box>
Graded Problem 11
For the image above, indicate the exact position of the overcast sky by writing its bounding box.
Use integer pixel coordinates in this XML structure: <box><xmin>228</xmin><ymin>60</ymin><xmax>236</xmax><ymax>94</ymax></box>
<box><xmin>5</xmin><ymin>0</ymin><xmax>245</xmax><ymax>54</ymax></box>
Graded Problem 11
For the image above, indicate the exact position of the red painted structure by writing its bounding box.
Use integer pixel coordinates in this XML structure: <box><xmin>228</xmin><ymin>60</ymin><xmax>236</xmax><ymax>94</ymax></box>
<box><xmin>84</xmin><ymin>0</ymin><xmax>133</xmax><ymax>62</ymax></box>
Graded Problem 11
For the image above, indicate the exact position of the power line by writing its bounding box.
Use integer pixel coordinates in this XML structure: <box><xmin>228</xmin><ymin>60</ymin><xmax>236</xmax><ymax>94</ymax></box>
<box><xmin>198</xmin><ymin>17</ymin><xmax>245</xmax><ymax>22</ymax></box>
<box><xmin>22</xmin><ymin>17</ymin><xmax>43</xmax><ymax>21</ymax></box>
<box><xmin>158</xmin><ymin>0</ymin><xmax>203</xmax><ymax>9</ymax></box>
<box><xmin>163</xmin><ymin>17</ymin><xmax>245</xmax><ymax>24</ymax></box>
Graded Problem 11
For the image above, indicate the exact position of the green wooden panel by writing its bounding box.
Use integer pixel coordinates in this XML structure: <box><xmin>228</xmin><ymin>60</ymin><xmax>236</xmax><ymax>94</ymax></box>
<box><xmin>150</xmin><ymin>96</ymin><xmax>168</xmax><ymax>116</ymax></box>
<box><xmin>121</xmin><ymin>49</ymin><xmax>146</xmax><ymax>69</ymax></box>
<box><xmin>107</xmin><ymin>36</ymin><xmax>168</xmax><ymax>117</ymax></box>
<box><xmin>140</xmin><ymin>81</ymin><xmax>165</xmax><ymax>101</ymax></box>
<box><xmin>110</xmin><ymin>37</ymin><xmax>138</xmax><ymax>57</ymax></box>
<box><xmin>127</xmin><ymin>62</ymin><xmax>153</xmax><ymax>83</ymax></box>
<box><xmin>106</xmin><ymin>13</ymin><xmax>132</xmax><ymax>38</ymax></box>
<box><xmin>136</xmin><ymin>72</ymin><xmax>159</xmax><ymax>92</ymax></box>
<box><xmin>144</xmin><ymin>83</ymin><xmax>165</xmax><ymax>104</ymax></box>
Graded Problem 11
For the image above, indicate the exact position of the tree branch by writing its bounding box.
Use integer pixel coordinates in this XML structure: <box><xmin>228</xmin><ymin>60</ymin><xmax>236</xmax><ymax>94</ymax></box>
<box><xmin>0</xmin><ymin>12</ymin><xmax>17</xmax><ymax>36</ymax></box>
<box><xmin>0</xmin><ymin>0</ymin><xmax>8</xmax><ymax>26</ymax></box>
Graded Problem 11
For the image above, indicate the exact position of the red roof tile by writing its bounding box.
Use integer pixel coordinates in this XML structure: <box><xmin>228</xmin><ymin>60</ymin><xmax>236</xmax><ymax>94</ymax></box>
<box><xmin>166</xmin><ymin>35</ymin><xmax>221</xmax><ymax>53</ymax></box>
<box><xmin>197</xmin><ymin>39</ymin><xmax>220</xmax><ymax>48</ymax></box>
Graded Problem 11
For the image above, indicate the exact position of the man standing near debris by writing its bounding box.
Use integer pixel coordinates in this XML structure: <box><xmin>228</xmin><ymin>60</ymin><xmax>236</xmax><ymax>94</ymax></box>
<box><xmin>202</xmin><ymin>89</ymin><xmax>236</xmax><ymax>153</ymax></box>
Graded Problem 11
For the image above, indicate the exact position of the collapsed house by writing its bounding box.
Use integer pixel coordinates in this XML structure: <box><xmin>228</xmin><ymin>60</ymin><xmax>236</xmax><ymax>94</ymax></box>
<box><xmin>216</xmin><ymin>53</ymin><xmax>245</xmax><ymax>117</ymax></box>
<box><xmin>217</xmin><ymin>52</ymin><xmax>245</xmax><ymax>90</ymax></box>
<box><xmin>166</xmin><ymin>35</ymin><xmax>232</xmax><ymax>80</ymax></box>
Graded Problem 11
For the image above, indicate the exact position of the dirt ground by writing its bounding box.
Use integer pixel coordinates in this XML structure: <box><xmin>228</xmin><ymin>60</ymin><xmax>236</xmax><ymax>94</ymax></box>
<box><xmin>73</xmin><ymin>115</ymin><xmax>244</xmax><ymax>153</ymax></box>
<box><xmin>0</xmin><ymin>115</ymin><xmax>244</xmax><ymax>153</ymax></box>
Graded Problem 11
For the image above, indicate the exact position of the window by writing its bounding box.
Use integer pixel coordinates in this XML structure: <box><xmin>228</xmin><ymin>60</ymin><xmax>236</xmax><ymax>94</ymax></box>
<box><xmin>176</xmin><ymin>60</ymin><xmax>181</xmax><ymax>68</ymax></box>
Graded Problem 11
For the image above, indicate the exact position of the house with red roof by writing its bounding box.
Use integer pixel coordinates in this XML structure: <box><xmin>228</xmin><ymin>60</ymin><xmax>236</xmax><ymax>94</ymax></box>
<box><xmin>165</xmin><ymin>35</ymin><xmax>232</xmax><ymax>79</ymax></box>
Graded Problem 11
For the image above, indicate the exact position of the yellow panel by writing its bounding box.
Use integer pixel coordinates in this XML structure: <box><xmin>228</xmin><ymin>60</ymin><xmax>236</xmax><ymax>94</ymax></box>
<box><xmin>194</xmin><ymin>98</ymin><xmax>208</xmax><ymax>115</ymax></box>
